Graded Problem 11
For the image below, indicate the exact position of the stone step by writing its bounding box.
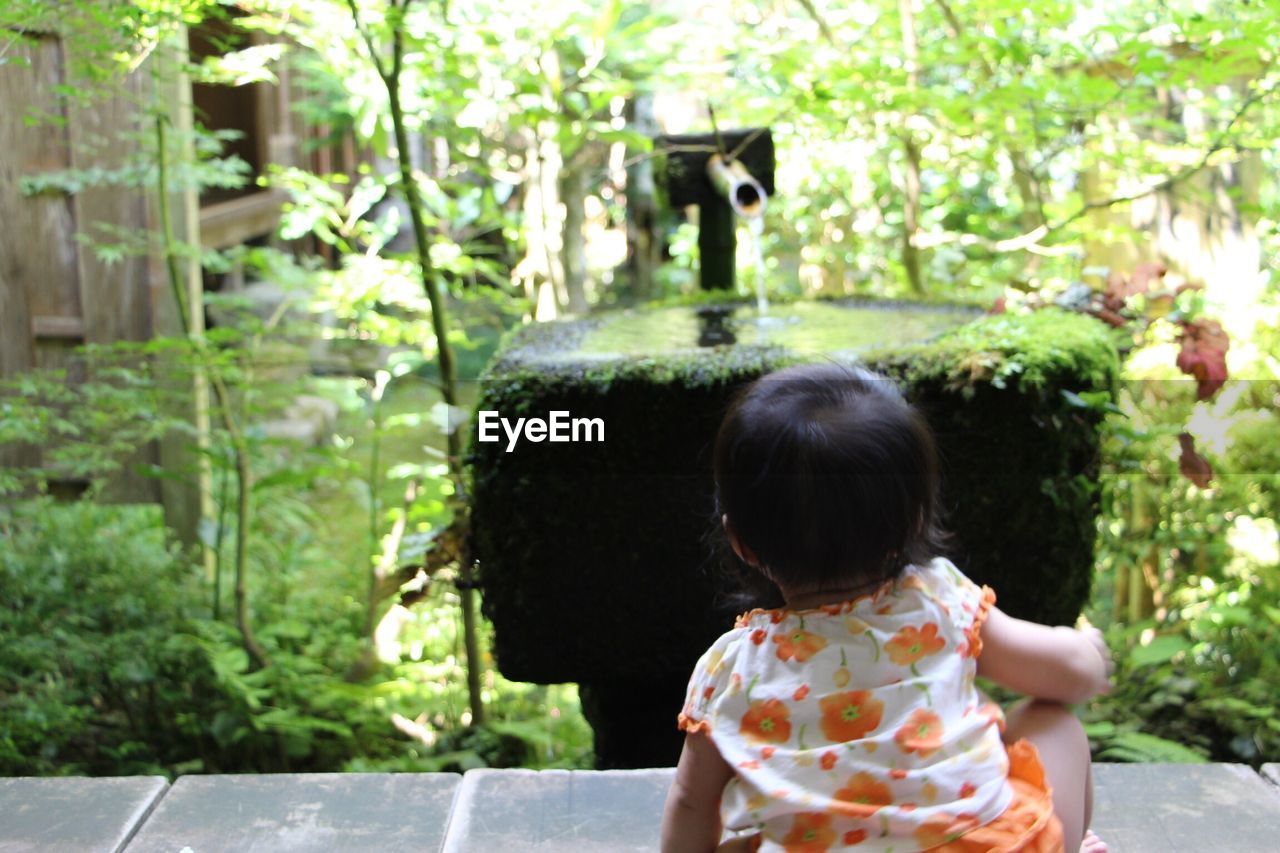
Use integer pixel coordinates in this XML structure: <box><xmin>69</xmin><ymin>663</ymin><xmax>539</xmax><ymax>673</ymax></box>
<box><xmin>1262</xmin><ymin>763</ymin><xmax>1279</xmax><ymax>788</ymax></box>
<box><xmin>122</xmin><ymin>773</ymin><xmax>460</xmax><ymax>853</ymax></box>
<box><xmin>1090</xmin><ymin>763</ymin><xmax>1280</xmax><ymax>853</ymax></box>
<box><xmin>0</xmin><ymin>775</ymin><xmax>166</xmax><ymax>853</ymax></box>
<box><xmin>440</xmin><ymin>768</ymin><xmax>674</xmax><ymax>852</ymax></box>
<box><xmin>2</xmin><ymin>764</ymin><xmax>1277</xmax><ymax>852</ymax></box>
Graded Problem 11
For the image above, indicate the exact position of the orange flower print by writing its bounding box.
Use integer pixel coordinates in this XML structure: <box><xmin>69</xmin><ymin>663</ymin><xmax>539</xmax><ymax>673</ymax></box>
<box><xmin>831</xmin><ymin>772</ymin><xmax>893</xmax><ymax>818</ymax></box>
<box><xmin>740</xmin><ymin>699</ymin><xmax>792</xmax><ymax>744</ymax></box>
<box><xmin>751</xmin><ymin>629</ymin><xmax>767</xmax><ymax>645</ymax></box>
<box><xmin>774</xmin><ymin>629</ymin><xmax>828</xmax><ymax>663</ymax></box>
<box><xmin>842</xmin><ymin>829</ymin><xmax>868</xmax><ymax>845</ymax></box>
<box><xmin>886</xmin><ymin>623</ymin><xmax>946</xmax><ymax>667</ymax></box>
<box><xmin>781</xmin><ymin>812</ymin><xmax>836</xmax><ymax>852</ymax></box>
<box><xmin>761</xmin><ymin>746</ymin><xmax>776</xmax><ymax>759</ymax></box>
<box><xmin>895</xmin><ymin>708</ymin><xmax>945</xmax><ymax>758</ymax></box>
<box><xmin>889</xmin><ymin>768</ymin><xmax>907</xmax><ymax>780</ymax></box>
<box><xmin>819</xmin><ymin>750</ymin><xmax>837</xmax><ymax>770</ymax></box>
<box><xmin>793</xmin><ymin>684</ymin><xmax>810</xmax><ymax>701</ymax></box>
<box><xmin>913</xmin><ymin>813</ymin><xmax>980</xmax><ymax>848</ymax></box>
<box><xmin>959</xmin><ymin>782</ymin><xmax>977</xmax><ymax>799</ymax></box>
<box><xmin>819</xmin><ymin>691</ymin><xmax>884</xmax><ymax>742</ymax></box>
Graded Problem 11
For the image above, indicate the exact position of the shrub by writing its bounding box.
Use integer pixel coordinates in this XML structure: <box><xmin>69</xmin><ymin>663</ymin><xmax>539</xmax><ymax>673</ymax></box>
<box><xmin>0</xmin><ymin>500</ymin><xmax>204</xmax><ymax>775</ymax></box>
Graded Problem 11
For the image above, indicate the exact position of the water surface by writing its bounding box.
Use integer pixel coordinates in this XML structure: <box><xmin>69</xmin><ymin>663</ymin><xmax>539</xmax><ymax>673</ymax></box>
<box><xmin>570</xmin><ymin>301</ymin><xmax>975</xmax><ymax>360</ymax></box>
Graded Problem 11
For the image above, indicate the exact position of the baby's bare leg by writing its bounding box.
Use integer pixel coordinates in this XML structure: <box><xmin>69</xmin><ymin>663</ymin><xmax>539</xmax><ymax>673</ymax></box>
<box><xmin>1003</xmin><ymin>698</ymin><xmax>1093</xmax><ymax>851</ymax></box>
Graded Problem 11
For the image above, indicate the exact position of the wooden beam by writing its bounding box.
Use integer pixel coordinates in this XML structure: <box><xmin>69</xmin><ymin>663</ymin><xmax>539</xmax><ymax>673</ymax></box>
<box><xmin>31</xmin><ymin>315</ymin><xmax>86</xmax><ymax>339</ymax></box>
<box><xmin>198</xmin><ymin>189</ymin><xmax>287</xmax><ymax>249</ymax></box>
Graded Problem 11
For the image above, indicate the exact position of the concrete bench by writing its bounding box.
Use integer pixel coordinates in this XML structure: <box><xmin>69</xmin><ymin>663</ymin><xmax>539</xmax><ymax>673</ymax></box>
<box><xmin>0</xmin><ymin>764</ymin><xmax>1276</xmax><ymax>851</ymax></box>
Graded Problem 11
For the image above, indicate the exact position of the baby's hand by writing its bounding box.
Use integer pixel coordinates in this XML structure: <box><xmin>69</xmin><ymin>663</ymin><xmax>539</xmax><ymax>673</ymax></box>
<box><xmin>1079</xmin><ymin>625</ymin><xmax>1114</xmax><ymax>696</ymax></box>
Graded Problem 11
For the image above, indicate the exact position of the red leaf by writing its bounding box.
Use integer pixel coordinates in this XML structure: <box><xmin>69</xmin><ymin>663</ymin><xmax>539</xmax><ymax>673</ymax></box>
<box><xmin>1175</xmin><ymin>318</ymin><xmax>1229</xmax><ymax>401</ymax></box>
<box><xmin>1177</xmin><ymin>432</ymin><xmax>1213</xmax><ymax>488</ymax></box>
<box><xmin>1129</xmin><ymin>262</ymin><xmax>1168</xmax><ymax>297</ymax></box>
<box><xmin>1103</xmin><ymin>262</ymin><xmax>1168</xmax><ymax>314</ymax></box>
<box><xmin>1103</xmin><ymin>271</ymin><xmax>1130</xmax><ymax>312</ymax></box>
<box><xmin>988</xmin><ymin>296</ymin><xmax>1007</xmax><ymax>315</ymax></box>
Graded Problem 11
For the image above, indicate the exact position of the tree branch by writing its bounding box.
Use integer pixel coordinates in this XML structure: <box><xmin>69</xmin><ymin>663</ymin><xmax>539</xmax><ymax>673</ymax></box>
<box><xmin>343</xmin><ymin>0</ymin><xmax>390</xmax><ymax>81</ymax></box>
<box><xmin>916</xmin><ymin>71</ymin><xmax>1278</xmax><ymax>257</ymax></box>
<box><xmin>793</xmin><ymin>0</ymin><xmax>836</xmax><ymax>45</ymax></box>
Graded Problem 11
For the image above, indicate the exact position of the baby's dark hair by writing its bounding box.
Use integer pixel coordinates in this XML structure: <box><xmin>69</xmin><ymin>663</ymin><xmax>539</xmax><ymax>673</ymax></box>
<box><xmin>713</xmin><ymin>363</ymin><xmax>952</xmax><ymax>594</ymax></box>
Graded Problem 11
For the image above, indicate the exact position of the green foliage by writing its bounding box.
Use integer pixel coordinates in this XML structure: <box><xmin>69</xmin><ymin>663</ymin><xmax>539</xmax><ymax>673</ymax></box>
<box><xmin>0</xmin><ymin>501</ymin><xmax>203</xmax><ymax>775</ymax></box>
<box><xmin>716</xmin><ymin>0</ymin><xmax>1280</xmax><ymax>296</ymax></box>
<box><xmin>0</xmin><ymin>354</ymin><xmax>184</xmax><ymax>498</ymax></box>
<box><xmin>0</xmin><ymin>492</ymin><xmax>593</xmax><ymax>775</ymax></box>
<box><xmin>1079</xmin><ymin>301</ymin><xmax>1280</xmax><ymax>764</ymax></box>
<box><xmin>1084</xmin><ymin>724</ymin><xmax>1210</xmax><ymax>765</ymax></box>
<box><xmin>874</xmin><ymin>307</ymin><xmax>1122</xmax><ymax>394</ymax></box>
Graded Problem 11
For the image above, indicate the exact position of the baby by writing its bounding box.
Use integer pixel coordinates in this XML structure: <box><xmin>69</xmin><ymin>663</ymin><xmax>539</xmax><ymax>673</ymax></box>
<box><xmin>661</xmin><ymin>364</ymin><xmax>1111</xmax><ymax>852</ymax></box>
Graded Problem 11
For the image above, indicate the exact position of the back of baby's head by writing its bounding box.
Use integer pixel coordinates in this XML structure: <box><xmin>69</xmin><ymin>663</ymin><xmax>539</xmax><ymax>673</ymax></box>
<box><xmin>713</xmin><ymin>362</ymin><xmax>949</xmax><ymax>593</ymax></box>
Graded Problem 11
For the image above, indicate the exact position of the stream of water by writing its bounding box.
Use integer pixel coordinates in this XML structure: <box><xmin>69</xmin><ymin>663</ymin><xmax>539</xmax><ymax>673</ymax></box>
<box><xmin>745</xmin><ymin>215</ymin><xmax>770</xmax><ymax>316</ymax></box>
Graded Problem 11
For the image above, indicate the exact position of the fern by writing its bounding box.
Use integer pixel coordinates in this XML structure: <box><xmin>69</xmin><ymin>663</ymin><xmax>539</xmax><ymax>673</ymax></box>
<box><xmin>1096</xmin><ymin>731</ymin><xmax>1209</xmax><ymax>764</ymax></box>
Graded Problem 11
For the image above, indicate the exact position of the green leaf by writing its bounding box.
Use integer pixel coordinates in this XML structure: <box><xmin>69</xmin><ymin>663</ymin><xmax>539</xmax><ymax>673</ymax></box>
<box><xmin>1097</xmin><ymin>732</ymin><xmax>1208</xmax><ymax>764</ymax></box>
<box><xmin>1127</xmin><ymin>635</ymin><xmax>1190</xmax><ymax>668</ymax></box>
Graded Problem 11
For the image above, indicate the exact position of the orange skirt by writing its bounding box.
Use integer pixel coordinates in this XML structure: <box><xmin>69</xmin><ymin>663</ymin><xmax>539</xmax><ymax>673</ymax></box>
<box><xmin>924</xmin><ymin>739</ymin><xmax>1064</xmax><ymax>852</ymax></box>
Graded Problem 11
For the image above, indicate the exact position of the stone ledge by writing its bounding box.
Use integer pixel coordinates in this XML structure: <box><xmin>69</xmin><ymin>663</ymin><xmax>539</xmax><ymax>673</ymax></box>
<box><xmin>1261</xmin><ymin>763</ymin><xmax>1279</xmax><ymax>789</ymax></box>
<box><xmin>0</xmin><ymin>775</ymin><xmax>166</xmax><ymax>853</ymax></box>
<box><xmin>124</xmin><ymin>772</ymin><xmax>460</xmax><ymax>853</ymax></box>
<box><xmin>1090</xmin><ymin>763</ymin><xmax>1280</xmax><ymax>853</ymax></box>
<box><xmin>441</xmin><ymin>768</ymin><xmax>674</xmax><ymax>852</ymax></box>
<box><xmin>2</xmin><ymin>764</ymin><xmax>1277</xmax><ymax>852</ymax></box>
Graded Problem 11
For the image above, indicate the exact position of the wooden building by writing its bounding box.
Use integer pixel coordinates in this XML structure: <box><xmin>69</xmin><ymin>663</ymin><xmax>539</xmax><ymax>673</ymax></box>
<box><xmin>0</xmin><ymin>18</ymin><xmax>361</xmax><ymax>531</ymax></box>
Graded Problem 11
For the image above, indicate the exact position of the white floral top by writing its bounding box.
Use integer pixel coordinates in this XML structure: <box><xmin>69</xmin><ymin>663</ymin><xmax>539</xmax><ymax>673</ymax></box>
<box><xmin>679</xmin><ymin>557</ymin><xmax>1008</xmax><ymax>852</ymax></box>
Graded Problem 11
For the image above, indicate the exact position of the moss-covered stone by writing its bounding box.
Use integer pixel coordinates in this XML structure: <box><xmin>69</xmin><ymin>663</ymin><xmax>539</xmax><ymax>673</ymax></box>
<box><xmin>468</xmin><ymin>301</ymin><xmax>1118</xmax><ymax>764</ymax></box>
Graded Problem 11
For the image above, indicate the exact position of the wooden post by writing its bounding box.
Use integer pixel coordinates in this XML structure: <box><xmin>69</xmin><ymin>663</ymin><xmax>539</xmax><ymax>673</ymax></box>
<box><xmin>658</xmin><ymin>129</ymin><xmax>775</xmax><ymax>292</ymax></box>
<box><xmin>147</xmin><ymin>30</ymin><xmax>215</xmax><ymax>579</ymax></box>
<box><xmin>697</xmin><ymin>194</ymin><xmax>736</xmax><ymax>290</ymax></box>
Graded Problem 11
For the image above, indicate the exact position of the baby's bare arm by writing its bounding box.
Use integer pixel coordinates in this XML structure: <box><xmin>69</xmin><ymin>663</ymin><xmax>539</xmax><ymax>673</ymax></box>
<box><xmin>661</xmin><ymin>730</ymin><xmax>735</xmax><ymax>853</ymax></box>
<box><xmin>976</xmin><ymin>606</ymin><xmax>1114</xmax><ymax>704</ymax></box>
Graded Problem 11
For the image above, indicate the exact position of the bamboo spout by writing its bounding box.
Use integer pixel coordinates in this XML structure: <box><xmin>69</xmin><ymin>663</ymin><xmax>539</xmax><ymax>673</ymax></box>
<box><xmin>707</xmin><ymin>154</ymin><xmax>768</xmax><ymax>221</ymax></box>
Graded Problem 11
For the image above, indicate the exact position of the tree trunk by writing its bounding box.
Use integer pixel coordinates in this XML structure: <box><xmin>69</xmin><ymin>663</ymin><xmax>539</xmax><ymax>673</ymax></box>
<box><xmin>625</xmin><ymin>93</ymin><xmax>661</xmax><ymax>300</ymax></box>
<box><xmin>559</xmin><ymin>154</ymin><xmax>590</xmax><ymax>315</ymax></box>
<box><xmin>898</xmin><ymin>0</ymin><xmax>925</xmax><ymax>294</ymax></box>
